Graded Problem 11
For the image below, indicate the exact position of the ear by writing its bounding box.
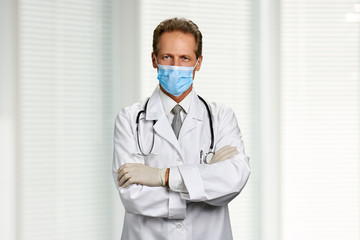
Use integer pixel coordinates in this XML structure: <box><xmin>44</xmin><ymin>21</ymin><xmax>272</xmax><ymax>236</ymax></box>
<box><xmin>151</xmin><ymin>52</ymin><xmax>158</xmax><ymax>69</ymax></box>
<box><xmin>195</xmin><ymin>55</ymin><xmax>203</xmax><ymax>71</ymax></box>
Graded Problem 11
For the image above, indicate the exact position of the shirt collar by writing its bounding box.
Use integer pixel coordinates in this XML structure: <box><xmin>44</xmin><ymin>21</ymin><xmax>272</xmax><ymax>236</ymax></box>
<box><xmin>158</xmin><ymin>85</ymin><xmax>193</xmax><ymax>117</ymax></box>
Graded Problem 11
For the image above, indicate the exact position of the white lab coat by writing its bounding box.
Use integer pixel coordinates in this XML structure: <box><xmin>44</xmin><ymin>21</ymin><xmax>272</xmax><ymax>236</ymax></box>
<box><xmin>112</xmin><ymin>87</ymin><xmax>250</xmax><ymax>240</ymax></box>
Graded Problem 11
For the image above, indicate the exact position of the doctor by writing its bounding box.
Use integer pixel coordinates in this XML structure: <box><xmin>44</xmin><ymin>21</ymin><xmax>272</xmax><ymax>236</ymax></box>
<box><xmin>113</xmin><ymin>17</ymin><xmax>250</xmax><ymax>240</ymax></box>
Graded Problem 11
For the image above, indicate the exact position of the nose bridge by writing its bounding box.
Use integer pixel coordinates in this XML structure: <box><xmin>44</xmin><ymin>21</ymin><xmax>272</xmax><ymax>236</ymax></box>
<box><xmin>173</xmin><ymin>57</ymin><xmax>181</xmax><ymax>66</ymax></box>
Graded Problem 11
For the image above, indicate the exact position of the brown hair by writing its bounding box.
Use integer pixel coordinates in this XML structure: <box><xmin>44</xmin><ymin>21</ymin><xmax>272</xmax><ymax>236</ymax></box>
<box><xmin>152</xmin><ymin>17</ymin><xmax>203</xmax><ymax>59</ymax></box>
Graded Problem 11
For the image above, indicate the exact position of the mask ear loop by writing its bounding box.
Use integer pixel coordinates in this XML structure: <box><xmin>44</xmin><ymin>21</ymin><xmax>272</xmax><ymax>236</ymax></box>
<box><xmin>193</xmin><ymin>58</ymin><xmax>200</xmax><ymax>70</ymax></box>
<box><xmin>154</xmin><ymin>54</ymin><xmax>160</xmax><ymax>68</ymax></box>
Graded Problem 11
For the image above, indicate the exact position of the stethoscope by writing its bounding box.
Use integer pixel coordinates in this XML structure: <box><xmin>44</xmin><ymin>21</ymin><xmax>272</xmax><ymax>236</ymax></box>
<box><xmin>135</xmin><ymin>95</ymin><xmax>215</xmax><ymax>163</ymax></box>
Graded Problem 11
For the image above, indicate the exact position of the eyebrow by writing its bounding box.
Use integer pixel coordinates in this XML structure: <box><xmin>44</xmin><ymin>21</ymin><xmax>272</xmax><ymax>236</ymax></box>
<box><xmin>160</xmin><ymin>53</ymin><xmax>193</xmax><ymax>58</ymax></box>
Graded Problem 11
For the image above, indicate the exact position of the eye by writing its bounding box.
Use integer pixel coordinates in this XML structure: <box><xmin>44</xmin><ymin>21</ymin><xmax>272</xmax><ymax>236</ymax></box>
<box><xmin>182</xmin><ymin>56</ymin><xmax>190</xmax><ymax>61</ymax></box>
<box><xmin>163</xmin><ymin>55</ymin><xmax>170</xmax><ymax>60</ymax></box>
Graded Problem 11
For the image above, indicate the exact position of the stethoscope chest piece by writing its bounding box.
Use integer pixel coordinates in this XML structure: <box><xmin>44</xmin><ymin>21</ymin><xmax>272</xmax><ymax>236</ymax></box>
<box><xmin>205</xmin><ymin>152</ymin><xmax>214</xmax><ymax>164</ymax></box>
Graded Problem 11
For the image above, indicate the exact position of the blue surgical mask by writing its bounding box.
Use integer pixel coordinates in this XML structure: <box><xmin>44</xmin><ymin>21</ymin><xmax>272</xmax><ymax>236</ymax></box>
<box><xmin>156</xmin><ymin>58</ymin><xmax>199</xmax><ymax>96</ymax></box>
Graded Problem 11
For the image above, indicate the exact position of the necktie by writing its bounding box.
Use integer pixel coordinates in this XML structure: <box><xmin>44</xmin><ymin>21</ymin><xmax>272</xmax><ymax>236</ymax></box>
<box><xmin>171</xmin><ymin>105</ymin><xmax>183</xmax><ymax>139</ymax></box>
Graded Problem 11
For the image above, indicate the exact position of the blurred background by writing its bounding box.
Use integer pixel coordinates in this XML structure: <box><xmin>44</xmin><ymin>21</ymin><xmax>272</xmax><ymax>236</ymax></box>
<box><xmin>0</xmin><ymin>0</ymin><xmax>359</xmax><ymax>239</ymax></box>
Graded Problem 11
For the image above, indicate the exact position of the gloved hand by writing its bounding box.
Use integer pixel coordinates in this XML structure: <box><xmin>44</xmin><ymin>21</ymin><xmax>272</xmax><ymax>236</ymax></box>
<box><xmin>117</xmin><ymin>163</ymin><xmax>167</xmax><ymax>188</ymax></box>
<box><xmin>209</xmin><ymin>145</ymin><xmax>238</xmax><ymax>164</ymax></box>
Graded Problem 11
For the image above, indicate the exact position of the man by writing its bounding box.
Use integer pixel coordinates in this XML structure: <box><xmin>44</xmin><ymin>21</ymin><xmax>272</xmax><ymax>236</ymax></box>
<box><xmin>113</xmin><ymin>17</ymin><xmax>250</xmax><ymax>240</ymax></box>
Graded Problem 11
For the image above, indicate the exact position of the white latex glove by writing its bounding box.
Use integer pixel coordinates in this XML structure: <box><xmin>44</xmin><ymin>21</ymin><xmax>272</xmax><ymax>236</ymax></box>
<box><xmin>209</xmin><ymin>145</ymin><xmax>239</xmax><ymax>164</ymax></box>
<box><xmin>117</xmin><ymin>163</ymin><xmax>167</xmax><ymax>188</ymax></box>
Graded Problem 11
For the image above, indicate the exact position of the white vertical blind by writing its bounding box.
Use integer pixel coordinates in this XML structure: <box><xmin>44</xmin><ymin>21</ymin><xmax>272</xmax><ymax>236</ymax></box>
<box><xmin>281</xmin><ymin>1</ymin><xmax>360</xmax><ymax>239</ymax></box>
<box><xmin>18</xmin><ymin>0</ymin><xmax>114</xmax><ymax>239</ymax></box>
<box><xmin>0</xmin><ymin>1</ymin><xmax>17</xmax><ymax>240</ymax></box>
<box><xmin>139</xmin><ymin>1</ymin><xmax>256</xmax><ymax>239</ymax></box>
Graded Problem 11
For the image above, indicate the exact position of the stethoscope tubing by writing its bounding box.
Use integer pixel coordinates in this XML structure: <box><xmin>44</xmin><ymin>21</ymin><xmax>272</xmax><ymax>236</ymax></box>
<box><xmin>197</xmin><ymin>95</ymin><xmax>214</xmax><ymax>152</ymax></box>
<box><xmin>136</xmin><ymin>95</ymin><xmax>214</xmax><ymax>157</ymax></box>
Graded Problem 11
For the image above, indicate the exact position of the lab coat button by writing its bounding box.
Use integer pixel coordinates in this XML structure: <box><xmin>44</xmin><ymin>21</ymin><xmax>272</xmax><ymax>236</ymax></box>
<box><xmin>176</xmin><ymin>158</ymin><xmax>183</xmax><ymax>164</ymax></box>
<box><xmin>176</xmin><ymin>223</ymin><xmax>183</xmax><ymax>230</ymax></box>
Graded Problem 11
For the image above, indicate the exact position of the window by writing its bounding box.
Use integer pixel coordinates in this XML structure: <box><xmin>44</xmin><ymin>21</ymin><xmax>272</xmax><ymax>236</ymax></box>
<box><xmin>281</xmin><ymin>1</ymin><xmax>360</xmax><ymax>239</ymax></box>
<box><xmin>18</xmin><ymin>0</ymin><xmax>114</xmax><ymax>239</ymax></box>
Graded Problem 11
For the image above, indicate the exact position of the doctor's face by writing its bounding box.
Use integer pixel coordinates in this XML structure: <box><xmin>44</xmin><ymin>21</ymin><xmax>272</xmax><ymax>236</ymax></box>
<box><xmin>152</xmin><ymin>31</ymin><xmax>202</xmax><ymax>73</ymax></box>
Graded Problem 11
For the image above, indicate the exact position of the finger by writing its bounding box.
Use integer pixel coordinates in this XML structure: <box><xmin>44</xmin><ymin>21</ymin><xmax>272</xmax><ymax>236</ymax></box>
<box><xmin>214</xmin><ymin>145</ymin><xmax>232</xmax><ymax>156</ymax></box>
<box><xmin>213</xmin><ymin>146</ymin><xmax>236</xmax><ymax>161</ymax></box>
<box><xmin>117</xmin><ymin>164</ymin><xmax>127</xmax><ymax>174</ymax></box>
<box><xmin>118</xmin><ymin>173</ymin><xmax>131</xmax><ymax>186</ymax></box>
<box><xmin>219</xmin><ymin>149</ymin><xmax>239</xmax><ymax>161</ymax></box>
<box><xmin>117</xmin><ymin>171</ymin><xmax>126</xmax><ymax>182</ymax></box>
<box><xmin>117</xmin><ymin>168</ymin><xmax>128</xmax><ymax>182</ymax></box>
<box><xmin>118</xmin><ymin>163</ymin><xmax>142</xmax><ymax>183</ymax></box>
<box><xmin>117</xmin><ymin>163</ymin><xmax>136</xmax><ymax>174</ymax></box>
<box><xmin>211</xmin><ymin>148</ymin><xmax>238</xmax><ymax>164</ymax></box>
<box><xmin>118</xmin><ymin>166</ymin><xmax>125</xmax><ymax>174</ymax></box>
<box><xmin>122</xmin><ymin>178</ymin><xmax>135</xmax><ymax>188</ymax></box>
<box><xmin>216</xmin><ymin>146</ymin><xmax>236</xmax><ymax>157</ymax></box>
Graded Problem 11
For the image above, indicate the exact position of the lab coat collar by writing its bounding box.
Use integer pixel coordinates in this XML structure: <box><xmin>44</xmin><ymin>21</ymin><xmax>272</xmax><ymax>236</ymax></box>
<box><xmin>145</xmin><ymin>86</ymin><xmax>165</xmax><ymax>121</ymax></box>
<box><xmin>186</xmin><ymin>90</ymin><xmax>204</xmax><ymax>121</ymax></box>
<box><xmin>177</xmin><ymin>90</ymin><xmax>205</xmax><ymax>141</ymax></box>
<box><xmin>145</xmin><ymin>85</ymin><xmax>205</xmax><ymax>158</ymax></box>
<box><xmin>145</xmin><ymin>86</ymin><xmax>182</xmax><ymax>157</ymax></box>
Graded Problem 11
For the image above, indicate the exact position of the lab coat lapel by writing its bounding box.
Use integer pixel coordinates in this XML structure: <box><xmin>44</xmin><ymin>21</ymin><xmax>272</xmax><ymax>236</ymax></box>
<box><xmin>146</xmin><ymin>87</ymin><xmax>183</xmax><ymax>157</ymax></box>
<box><xmin>178</xmin><ymin>92</ymin><xmax>204</xmax><ymax>140</ymax></box>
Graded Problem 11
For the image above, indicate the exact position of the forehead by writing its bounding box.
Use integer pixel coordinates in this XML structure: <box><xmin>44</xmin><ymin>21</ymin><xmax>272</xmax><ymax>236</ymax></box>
<box><xmin>158</xmin><ymin>31</ymin><xmax>196</xmax><ymax>56</ymax></box>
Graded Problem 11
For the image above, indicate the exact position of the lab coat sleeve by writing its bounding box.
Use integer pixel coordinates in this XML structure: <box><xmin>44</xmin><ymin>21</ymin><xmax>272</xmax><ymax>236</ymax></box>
<box><xmin>174</xmin><ymin>105</ymin><xmax>250</xmax><ymax>206</ymax></box>
<box><xmin>112</xmin><ymin>108</ymin><xmax>186</xmax><ymax>219</ymax></box>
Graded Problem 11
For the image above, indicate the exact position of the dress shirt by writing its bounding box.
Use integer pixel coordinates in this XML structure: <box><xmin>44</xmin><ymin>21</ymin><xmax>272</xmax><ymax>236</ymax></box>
<box><xmin>158</xmin><ymin>85</ymin><xmax>193</xmax><ymax>125</ymax></box>
<box><xmin>158</xmin><ymin>85</ymin><xmax>193</xmax><ymax>193</ymax></box>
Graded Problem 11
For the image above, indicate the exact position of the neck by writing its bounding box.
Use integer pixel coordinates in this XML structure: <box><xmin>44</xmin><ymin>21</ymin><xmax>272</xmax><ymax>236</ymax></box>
<box><xmin>160</xmin><ymin>84</ymin><xmax>193</xmax><ymax>103</ymax></box>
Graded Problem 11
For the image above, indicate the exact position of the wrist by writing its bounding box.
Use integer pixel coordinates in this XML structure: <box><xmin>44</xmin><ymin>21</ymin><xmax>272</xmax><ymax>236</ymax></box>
<box><xmin>158</xmin><ymin>168</ymin><xmax>170</xmax><ymax>187</ymax></box>
<box><xmin>165</xmin><ymin>168</ymin><xmax>170</xmax><ymax>188</ymax></box>
<box><xmin>158</xmin><ymin>168</ymin><xmax>168</xmax><ymax>187</ymax></box>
